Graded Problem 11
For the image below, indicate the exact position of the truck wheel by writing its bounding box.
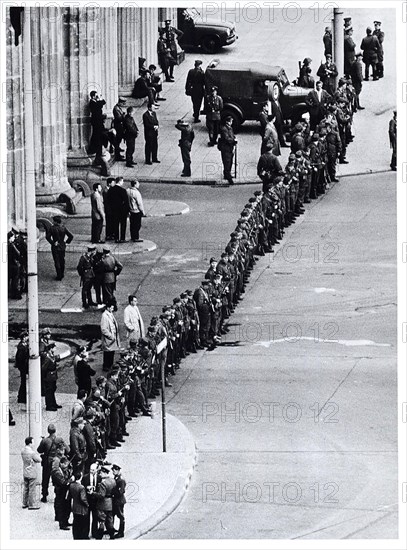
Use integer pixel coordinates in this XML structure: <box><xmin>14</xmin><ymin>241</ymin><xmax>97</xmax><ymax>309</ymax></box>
<box><xmin>221</xmin><ymin>110</ymin><xmax>242</xmax><ymax>133</ymax></box>
<box><xmin>201</xmin><ymin>35</ymin><xmax>221</xmax><ymax>54</ymax></box>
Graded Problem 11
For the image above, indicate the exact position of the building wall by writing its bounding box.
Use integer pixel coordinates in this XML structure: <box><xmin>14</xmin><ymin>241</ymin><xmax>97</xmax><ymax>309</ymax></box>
<box><xmin>6</xmin><ymin>6</ymin><xmax>166</xmax><ymax>229</ymax></box>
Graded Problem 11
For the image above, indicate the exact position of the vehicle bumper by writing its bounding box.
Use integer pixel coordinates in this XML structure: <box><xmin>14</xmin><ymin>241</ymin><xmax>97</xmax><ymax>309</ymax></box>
<box><xmin>224</xmin><ymin>33</ymin><xmax>238</xmax><ymax>45</ymax></box>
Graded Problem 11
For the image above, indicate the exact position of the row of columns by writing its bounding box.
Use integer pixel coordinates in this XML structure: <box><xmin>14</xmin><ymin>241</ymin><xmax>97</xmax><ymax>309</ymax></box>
<box><xmin>7</xmin><ymin>6</ymin><xmax>173</xmax><ymax>228</ymax></box>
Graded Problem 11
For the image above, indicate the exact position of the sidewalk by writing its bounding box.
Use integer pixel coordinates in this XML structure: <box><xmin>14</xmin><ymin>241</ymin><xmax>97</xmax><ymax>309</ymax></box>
<box><xmin>8</xmin><ymin>394</ymin><xmax>196</xmax><ymax>540</ymax></box>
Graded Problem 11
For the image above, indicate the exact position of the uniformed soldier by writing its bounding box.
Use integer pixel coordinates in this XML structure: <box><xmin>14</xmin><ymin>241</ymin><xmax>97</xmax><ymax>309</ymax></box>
<box><xmin>46</xmin><ymin>216</ymin><xmax>74</xmax><ymax>280</ymax></box>
<box><xmin>218</xmin><ymin>116</ymin><xmax>237</xmax><ymax>184</ymax></box>
<box><xmin>112</xmin><ymin>464</ymin><xmax>126</xmax><ymax>538</ymax></box>
<box><xmin>325</xmin><ymin>121</ymin><xmax>341</xmax><ymax>182</ymax></box>
<box><xmin>360</xmin><ymin>27</ymin><xmax>380</xmax><ymax>81</ymax></box>
<box><xmin>101</xmin><ymin>247</ymin><xmax>123</xmax><ymax>305</ymax></box>
<box><xmin>77</xmin><ymin>246</ymin><xmax>96</xmax><ymax>309</ymax></box>
<box><xmin>41</xmin><ymin>339</ymin><xmax>61</xmax><ymax>411</ymax></box>
<box><xmin>51</xmin><ymin>455</ymin><xmax>73</xmax><ymax>530</ymax></box>
<box><xmin>94</xmin><ymin>466</ymin><xmax>116</xmax><ymax>539</ymax></box>
<box><xmin>316</xmin><ymin>53</ymin><xmax>338</xmax><ymax>96</ymax></box>
<box><xmin>185</xmin><ymin>59</ymin><xmax>205</xmax><ymax>122</ymax></box>
<box><xmin>175</xmin><ymin>119</ymin><xmax>195</xmax><ymax>177</ymax></box>
<box><xmin>257</xmin><ymin>143</ymin><xmax>284</xmax><ymax>193</ymax></box>
<box><xmin>205</xmin><ymin>86</ymin><xmax>223</xmax><ymax>146</ymax></box>
<box><xmin>373</xmin><ymin>21</ymin><xmax>385</xmax><ymax>78</ymax></box>
<box><xmin>163</xmin><ymin>19</ymin><xmax>184</xmax><ymax>80</ymax></box>
<box><xmin>344</xmin><ymin>27</ymin><xmax>356</xmax><ymax>76</ymax></box>
<box><xmin>193</xmin><ymin>281</ymin><xmax>212</xmax><ymax>347</ymax></box>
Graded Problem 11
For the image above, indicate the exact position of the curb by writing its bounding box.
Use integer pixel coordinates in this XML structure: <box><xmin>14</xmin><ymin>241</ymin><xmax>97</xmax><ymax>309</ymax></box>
<box><xmin>124</xmin><ymin>414</ymin><xmax>197</xmax><ymax>540</ymax></box>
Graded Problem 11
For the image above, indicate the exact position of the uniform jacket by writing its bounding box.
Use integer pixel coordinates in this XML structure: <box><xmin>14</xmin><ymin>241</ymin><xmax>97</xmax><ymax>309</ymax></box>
<box><xmin>351</xmin><ymin>59</ymin><xmax>363</xmax><ymax>87</ymax></box>
<box><xmin>123</xmin><ymin>304</ymin><xmax>145</xmax><ymax>339</ymax></box>
<box><xmin>77</xmin><ymin>253</ymin><xmax>95</xmax><ymax>282</ymax></box>
<box><xmin>175</xmin><ymin>123</ymin><xmax>195</xmax><ymax>149</ymax></box>
<box><xmin>46</xmin><ymin>224</ymin><xmax>74</xmax><ymax>251</ymax></box>
<box><xmin>344</xmin><ymin>35</ymin><xmax>356</xmax><ymax>69</ymax></box>
<box><xmin>360</xmin><ymin>34</ymin><xmax>380</xmax><ymax>63</ymax></box>
<box><xmin>193</xmin><ymin>287</ymin><xmax>211</xmax><ymax>313</ymax></box>
<box><xmin>37</xmin><ymin>435</ymin><xmax>69</xmax><ymax>464</ymax></box>
<box><xmin>218</xmin><ymin>124</ymin><xmax>236</xmax><ymax>150</ymax></box>
<box><xmin>21</xmin><ymin>445</ymin><xmax>41</xmax><ymax>479</ymax></box>
<box><xmin>205</xmin><ymin>95</ymin><xmax>223</xmax><ymax>121</ymax></box>
<box><xmin>71</xmin><ymin>399</ymin><xmax>86</xmax><ymax>420</ymax></box>
<box><xmin>69</xmin><ymin>480</ymin><xmax>89</xmax><ymax>515</ymax></box>
<box><xmin>82</xmin><ymin>421</ymin><xmax>97</xmax><ymax>457</ymax></box>
<box><xmin>113</xmin><ymin>475</ymin><xmax>127</xmax><ymax>506</ymax></box>
<box><xmin>100</xmin><ymin>309</ymin><xmax>121</xmax><ymax>351</ymax></box>
<box><xmin>101</xmin><ymin>254</ymin><xmax>123</xmax><ymax>284</ymax></box>
<box><xmin>316</xmin><ymin>62</ymin><xmax>338</xmax><ymax>90</ymax></box>
<box><xmin>373</xmin><ymin>29</ymin><xmax>384</xmax><ymax>56</ymax></box>
<box><xmin>95</xmin><ymin>477</ymin><xmax>116</xmax><ymax>511</ymax></box>
<box><xmin>143</xmin><ymin>110</ymin><xmax>159</xmax><ymax>137</ymax></box>
<box><xmin>90</xmin><ymin>191</ymin><xmax>105</xmax><ymax>221</ymax></box>
<box><xmin>41</xmin><ymin>352</ymin><xmax>58</xmax><ymax>382</ymax></box>
<box><xmin>262</xmin><ymin>122</ymin><xmax>280</xmax><ymax>156</ymax></box>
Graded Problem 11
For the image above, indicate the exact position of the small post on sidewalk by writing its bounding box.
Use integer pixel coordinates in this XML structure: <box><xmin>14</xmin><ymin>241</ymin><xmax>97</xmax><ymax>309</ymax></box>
<box><xmin>333</xmin><ymin>7</ymin><xmax>344</xmax><ymax>88</ymax></box>
<box><xmin>160</xmin><ymin>360</ymin><xmax>167</xmax><ymax>453</ymax></box>
<box><xmin>23</xmin><ymin>7</ymin><xmax>42</xmax><ymax>446</ymax></box>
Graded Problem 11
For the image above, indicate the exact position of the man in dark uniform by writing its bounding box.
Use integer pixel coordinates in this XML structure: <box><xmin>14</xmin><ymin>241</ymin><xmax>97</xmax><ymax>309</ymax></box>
<box><xmin>51</xmin><ymin>455</ymin><xmax>73</xmax><ymax>530</ymax></box>
<box><xmin>142</xmin><ymin>103</ymin><xmax>160</xmax><ymax>164</ymax></box>
<box><xmin>112</xmin><ymin>464</ymin><xmax>126</xmax><ymax>538</ymax></box>
<box><xmin>360</xmin><ymin>27</ymin><xmax>380</xmax><ymax>80</ymax></box>
<box><xmin>205</xmin><ymin>86</ymin><xmax>223</xmax><ymax>146</ymax></box>
<box><xmin>164</xmin><ymin>19</ymin><xmax>183</xmax><ymax>80</ymax></box>
<box><xmin>37</xmin><ymin>423</ymin><xmax>69</xmax><ymax>503</ymax></box>
<box><xmin>77</xmin><ymin>245</ymin><xmax>96</xmax><ymax>309</ymax></box>
<box><xmin>46</xmin><ymin>216</ymin><xmax>74</xmax><ymax>280</ymax></box>
<box><xmin>103</xmin><ymin>178</ymin><xmax>115</xmax><ymax>241</ymax></box>
<box><xmin>205</xmin><ymin>257</ymin><xmax>218</xmax><ymax>282</ymax></box>
<box><xmin>351</xmin><ymin>52</ymin><xmax>365</xmax><ymax>109</ymax></box>
<box><xmin>112</xmin><ymin>97</ymin><xmax>126</xmax><ymax>161</ymax></box>
<box><xmin>41</xmin><ymin>341</ymin><xmax>61</xmax><ymax>411</ymax></box>
<box><xmin>373</xmin><ymin>21</ymin><xmax>385</xmax><ymax>78</ymax></box>
<box><xmin>185</xmin><ymin>59</ymin><xmax>205</xmax><ymax>123</ymax></box>
<box><xmin>317</xmin><ymin>53</ymin><xmax>338</xmax><ymax>96</ymax></box>
<box><xmin>157</xmin><ymin>28</ymin><xmax>173</xmax><ymax>82</ymax></box>
<box><xmin>94</xmin><ymin>466</ymin><xmax>116</xmax><ymax>539</ymax></box>
<box><xmin>175</xmin><ymin>119</ymin><xmax>195</xmax><ymax>177</ymax></box>
<box><xmin>218</xmin><ymin>116</ymin><xmax>237</xmax><ymax>185</ymax></box>
<box><xmin>257</xmin><ymin>143</ymin><xmax>284</xmax><ymax>193</ymax></box>
<box><xmin>8</xmin><ymin>230</ymin><xmax>22</xmax><ymax>299</ymax></box>
<box><xmin>101</xmin><ymin>247</ymin><xmax>123</xmax><ymax>304</ymax></box>
<box><xmin>325</xmin><ymin>122</ymin><xmax>342</xmax><ymax>182</ymax></box>
<box><xmin>389</xmin><ymin>110</ymin><xmax>397</xmax><ymax>171</ymax></box>
<box><xmin>323</xmin><ymin>26</ymin><xmax>332</xmax><ymax>56</ymax></box>
<box><xmin>106</xmin><ymin>177</ymin><xmax>129</xmax><ymax>243</ymax></box>
<box><xmin>123</xmin><ymin>106</ymin><xmax>139</xmax><ymax>167</ymax></box>
<box><xmin>193</xmin><ymin>281</ymin><xmax>212</xmax><ymax>348</ymax></box>
<box><xmin>344</xmin><ymin>27</ymin><xmax>356</xmax><ymax>77</ymax></box>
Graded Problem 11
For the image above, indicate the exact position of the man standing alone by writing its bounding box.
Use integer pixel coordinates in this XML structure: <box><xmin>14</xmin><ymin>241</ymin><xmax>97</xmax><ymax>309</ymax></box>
<box><xmin>185</xmin><ymin>60</ymin><xmax>205</xmax><ymax>123</ymax></box>
<box><xmin>123</xmin><ymin>106</ymin><xmax>139</xmax><ymax>167</ymax></box>
<box><xmin>142</xmin><ymin>103</ymin><xmax>160</xmax><ymax>165</ymax></box>
<box><xmin>127</xmin><ymin>180</ymin><xmax>145</xmax><ymax>242</ymax></box>
<box><xmin>21</xmin><ymin>436</ymin><xmax>41</xmax><ymax>510</ymax></box>
<box><xmin>218</xmin><ymin>116</ymin><xmax>237</xmax><ymax>185</ymax></box>
<box><xmin>46</xmin><ymin>216</ymin><xmax>74</xmax><ymax>280</ymax></box>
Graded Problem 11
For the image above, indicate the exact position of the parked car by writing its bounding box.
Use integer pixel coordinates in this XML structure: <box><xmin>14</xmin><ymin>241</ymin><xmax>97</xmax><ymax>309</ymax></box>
<box><xmin>177</xmin><ymin>8</ymin><xmax>237</xmax><ymax>54</ymax></box>
<box><xmin>204</xmin><ymin>59</ymin><xmax>310</xmax><ymax>131</ymax></box>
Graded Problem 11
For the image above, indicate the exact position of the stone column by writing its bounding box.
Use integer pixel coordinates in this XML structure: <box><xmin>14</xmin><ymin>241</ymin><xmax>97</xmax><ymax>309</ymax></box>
<box><xmin>140</xmin><ymin>8</ymin><xmax>158</xmax><ymax>66</ymax></box>
<box><xmin>117</xmin><ymin>7</ymin><xmax>140</xmax><ymax>96</ymax></box>
<box><xmin>30</xmin><ymin>6</ymin><xmax>72</xmax><ymax>204</ymax></box>
<box><xmin>6</xmin><ymin>7</ymin><xmax>26</xmax><ymax>229</ymax></box>
<box><xmin>63</xmin><ymin>6</ymin><xmax>103</xmax><ymax>169</ymax></box>
<box><xmin>100</xmin><ymin>7</ymin><xmax>118</xmax><ymax>112</ymax></box>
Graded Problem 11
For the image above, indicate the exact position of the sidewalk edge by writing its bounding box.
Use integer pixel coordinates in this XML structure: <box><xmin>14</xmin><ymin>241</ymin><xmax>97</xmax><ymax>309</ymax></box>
<box><xmin>123</xmin><ymin>413</ymin><xmax>197</xmax><ymax>540</ymax></box>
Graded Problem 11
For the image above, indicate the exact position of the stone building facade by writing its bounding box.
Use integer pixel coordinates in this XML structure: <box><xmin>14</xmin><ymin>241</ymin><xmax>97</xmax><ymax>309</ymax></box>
<box><xmin>6</xmin><ymin>6</ymin><xmax>177</xmax><ymax>230</ymax></box>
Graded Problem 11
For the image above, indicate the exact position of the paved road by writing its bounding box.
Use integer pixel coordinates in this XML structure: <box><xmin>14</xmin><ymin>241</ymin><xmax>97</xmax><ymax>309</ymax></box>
<box><xmin>142</xmin><ymin>170</ymin><xmax>397</xmax><ymax>539</ymax></box>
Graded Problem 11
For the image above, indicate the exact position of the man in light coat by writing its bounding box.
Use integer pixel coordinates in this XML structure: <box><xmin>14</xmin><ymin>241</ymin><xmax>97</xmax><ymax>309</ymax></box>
<box><xmin>21</xmin><ymin>436</ymin><xmax>41</xmax><ymax>509</ymax></box>
<box><xmin>100</xmin><ymin>300</ymin><xmax>121</xmax><ymax>372</ymax></box>
<box><xmin>90</xmin><ymin>183</ymin><xmax>105</xmax><ymax>244</ymax></box>
<box><xmin>123</xmin><ymin>295</ymin><xmax>145</xmax><ymax>346</ymax></box>
<box><xmin>127</xmin><ymin>180</ymin><xmax>145</xmax><ymax>242</ymax></box>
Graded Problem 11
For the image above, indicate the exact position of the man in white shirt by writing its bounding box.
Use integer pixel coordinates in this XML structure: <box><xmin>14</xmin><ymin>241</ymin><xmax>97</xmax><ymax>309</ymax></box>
<box><xmin>123</xmin><ymin>295</ymin><xmax>145</xmax><ymax>345</ymax></box>
<box><xmin>127</xmin><ymin>180</ymin><xmax>146</xmax><ymax>242</ymax></box>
